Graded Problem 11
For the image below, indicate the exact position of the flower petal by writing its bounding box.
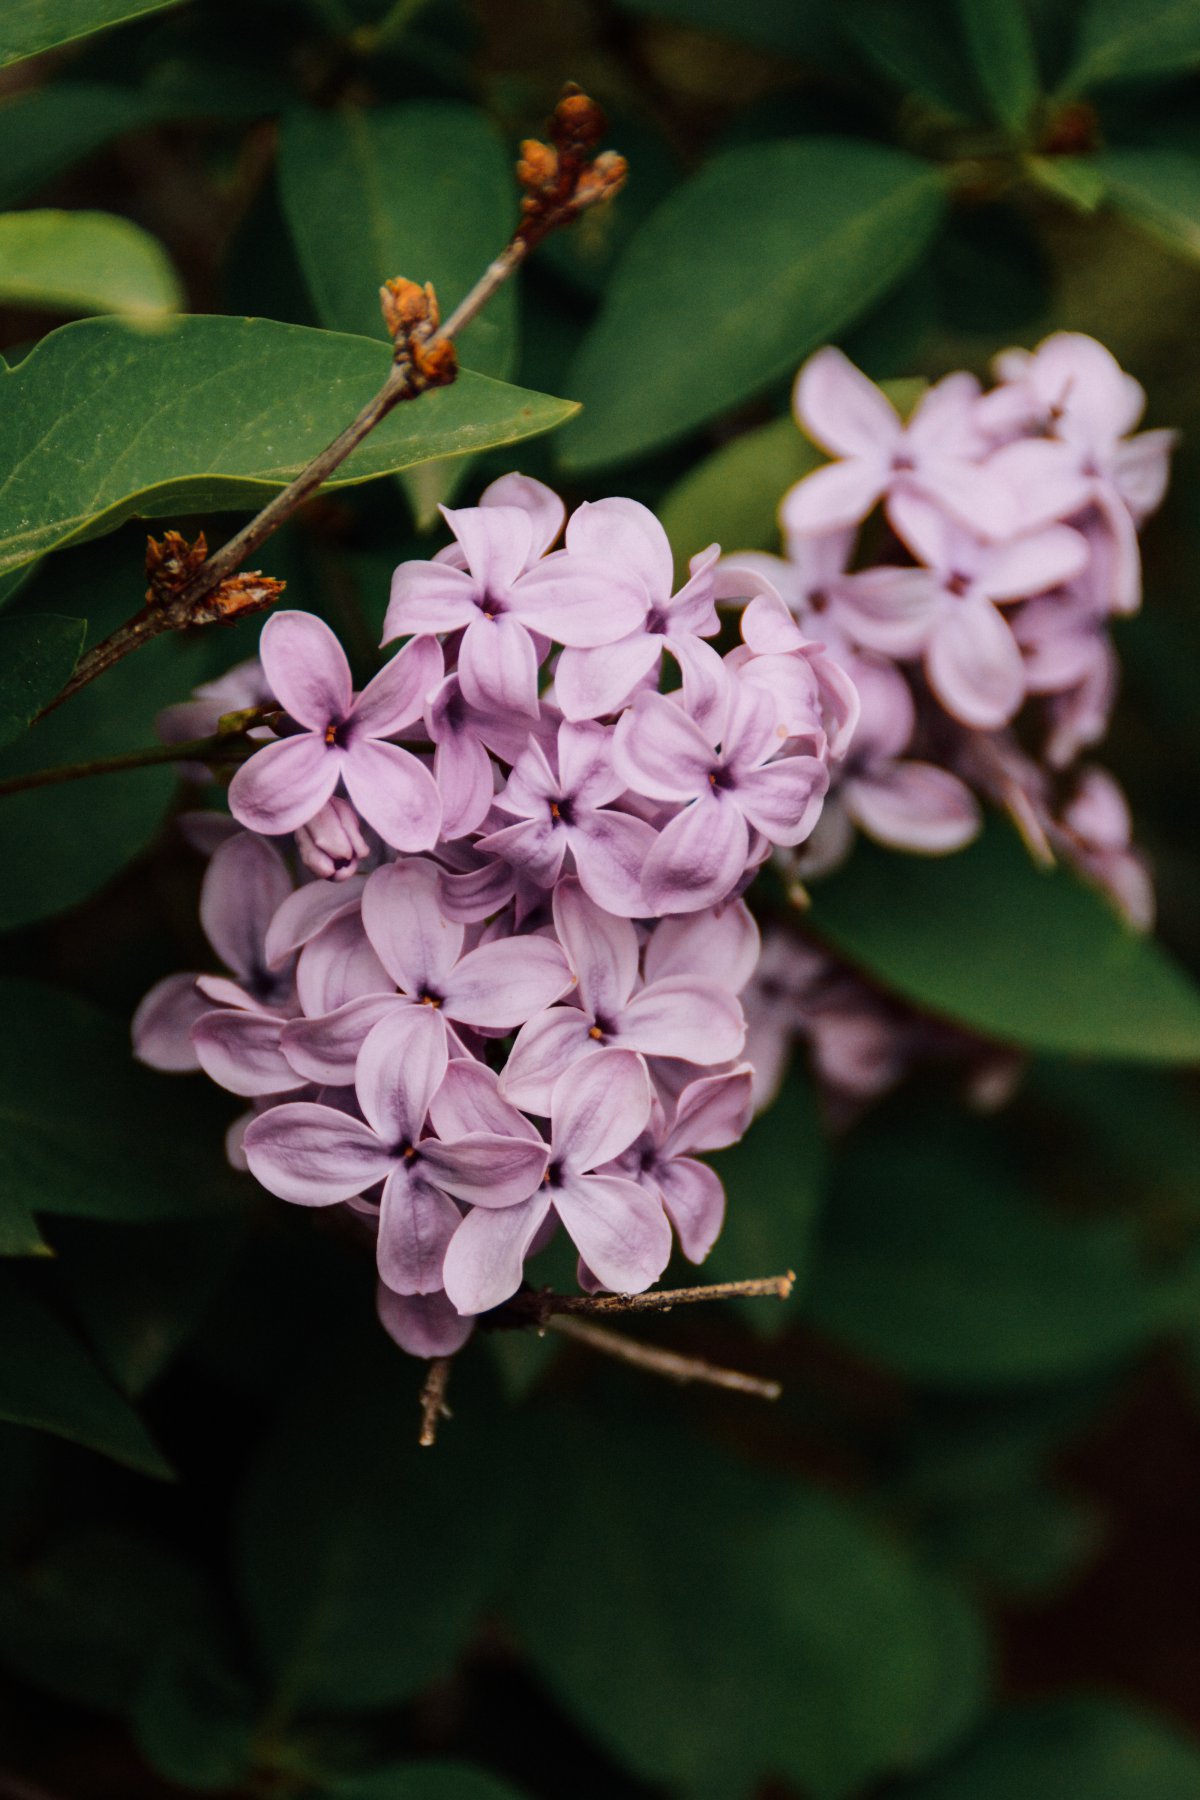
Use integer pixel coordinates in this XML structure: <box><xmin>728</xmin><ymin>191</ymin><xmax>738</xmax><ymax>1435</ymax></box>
<box><xmin>444</xmin><ymin>935</ymin><xmax>574</xmax><ymax>1030</ymax></box>
<box><xmin>500</xmin><ymin>1007</ymin><xmax>598</xmax><ymax>1115</ymax></box>
<box><xmin>259</xmin><ymin>610</ymin><xmax>352</xmax><ymax>730</ymax></box>
<box><xmin>200</xmin><ymin>833</ymin><xmax>292</xmax><ymax>980</ymax></box>
<box><xmin>555</xmin><ymin>633</ymin><xmax>661</xmax><ymax>722</ymax></box>
<box><xmin>192</xmin><ymin>1010</ymin><xmax>300</xmax><ymax>1097</ymax></box>
<box><xmin>131</xmin><ymin>973</ymin><xmax>206</xmax><ymax>1073</ymax></box>
<box><xmin>435</xmin><ymin>728</ymin><xmax>496</xmax><ymax>840</ymax></box>
<box><xmin>664</xmin><ymin>1066</ymin><xmax>755</xmax><ymax>1156</ymax></box>
<box><xmin>793</xmin><ymin>347</ymin><xmax>900</xmax><ymax>459</ymax></box>
<box><xmin>643</xmin><ymin>901</ymin><xmax>760</xmax><ymax>993</ymax></box>
<box><xmin>264</xmin><ymin>874</ymin><xmax>365</xmax><ymax>970</ymax></box>
<box><xmin>551</xmin><ymin>1045</ymin><xmax>651</xmax><ymax>1174</ymax></box>
<box><xmin>552</xmin><ymin>1171</ymin><xmax>671</xmax><ymax>1293</ymax></box>
<box><xmin>640</xmin><ymin>798</ymin><xmax>748</xmax><ymax>914</ymax></box>
<box><xmin>228</xmin><ymin>734</ymin><xmax>340</xmax><ymax>837</ymax></box>
<box><xmin>352</xmin><ymin>633</ymin><xmax>443</xmax><ymax>738</ymax></box>
<box><xmin>355</xmin><ymin>1005</ymin><xmax>448</xmax><ymax>1145</ymax></box>
<box><xmin>612</xmin><ymin>691</ymin><xmax>714</xmax><ymax>802</ymax></box>
<box><xmin>480</xmin><ymin>472</ymin><xmax>565</xmax><ymax>557</ymax></box>
<box><xmin>383</xmin><ymin>559</ymin><xmax>478</xmax><ymax>640</ymax></box>
<box><xmin>418</xmin><ymin>1132</ymin><xmax>548</xmax><ymax>1208</ymax></box>
<box><xmin>362</xmin><ymin>859</ymin><xmax>463</xmax><ymax>995</ymax></box>
<box><xmin>846</xmin><ymin>762</ymin><xmax>981</xmax><ymax>853</ymax></box>
<box><xmin>243</xmin><ymin>1103</ymin><xmax>390</xmax><ymax>1203</ymax></box>
<box><xmin>443</xmin><ymin>501</ymin><xmax>533</xmax><ymax>592</ymax></box>
<box><xmin>442</xmin><ymin>1193</ymin><xmax>554</xmax><ymax>1314</ymax></box>
<box><xmin>282</xmin><ymin>993</ymin><xmax>404</xmax><ymax>1086</ymax></box>
<box><xmin>926</xmin><ymin>597</ymin><xmax>1025</xmax><ymax>729</ymax></box>
<box><xmin>510</xmin><ymin>552</ymin><xmax>648</xmax><ymax>646</ymax></box>
<box><xmin>294</xmin><ymin>911</ymin><xmax>391</xmax><ymax>1015</ymax></box>
<box><xmin>429</xmin><ymin>1058</ymin><xmax>542</xmax><ymax>1141</ymax></box>
<box><xmin>552</xmin><ymin>878</ymin><xmax>638</xmax><ymax>1017</ymax></box>
<box><xmin>341</xmin><ymin>740</ymin><xmax>442</xmax><ymax>852</ymax></box>
<box><xmin>735</xmin><ymin>754</ymin><xmax>829</xmax><ymax>846</ymax></box>
<box><xmin>656</xmin><ymin>1157</ymin><xmax>725</xmax><ymax>1263</ymax></box>
<box><xmin>377</xmin><ymin>1284</ymin><xmax>475</xmax><ymax>1355</ymax></box>
<box><xmin>565</xmin><ymin>496</ymin><xmax>673</xmax><ymax>598</ymax></box>
<box><xmin>616</xmin><ymin>975</ymin><xmax>746</xmax><ymax>1063</ymax></box>
<box><xmin>569</xmin><ymin>811</ymin><xmax>658</xmax><ymax>917</ymax></box>
<box><xmin>780</xmin><ymin>456</ymin><xmax>887</xmax><ymax>537</ymax></box>
<box><xmin>377</xmin><ymin>1167</ymin><xmax>461</xmax><ymax>1295</ymax></box>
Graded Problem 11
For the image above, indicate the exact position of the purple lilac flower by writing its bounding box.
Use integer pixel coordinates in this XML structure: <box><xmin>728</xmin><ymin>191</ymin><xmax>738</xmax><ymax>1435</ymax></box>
<box><xmin>602</xmin><ymin>1067</ymin><xmax>754</xmax><ymax>1263</ymax></box>
<box><xmin>229</xmin><ymin>611</ymin><xmax>443</xmax><ymax>849</ymax></box>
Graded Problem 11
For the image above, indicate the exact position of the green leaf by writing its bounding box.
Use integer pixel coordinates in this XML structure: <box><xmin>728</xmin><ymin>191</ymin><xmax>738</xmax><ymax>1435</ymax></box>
<box><xmin>559</xmin><ymin>139</ymin><xmax>946</xmax><ymax>471</ymax></box>
<box><xmin>0</xmin><ymin>210</ymin><xmax>182</xmax><ymax>318</ymax></box>
<box><xmin>55</xmin><ymin>1215</ymin><xmax>245</xmax><ymax>1394</ymax></box>
<box><xmin>806</xmin><ymin>1107</ymin><xmax>1158</xmax><ymax>1387</ymax></box>
<box><xmin>840</xmin><ymin>0</ymin><xmax>981</xmax><ymax>118</ymax></box>
<box><xmin>1026</xmin><ymin>153</ymin><xmax>1108</xmax><ymax>212</ymax></box>
<box><xmin>0</xmin><ymin>1189</ymin><xmax>51</xmax><ymax>1258</ymax></box>
<box><xmin>899</xmin><ymin>1698</ymin><xmax>1200</xmax><ymax>1797</ymax></box>
<box><xmin>236</xmin><ymin>1329</ymin><xmax>515</xmax><ymax>1713</ymax></box>
<box><xmin>0</xmin><ymin>315</ymin><xmax>577</xmax><ymax>582</ymax></box>
<box><xmin>279</xmin><ymin>102</ymin><xmax>517</xmax><ymax>379</ymax></box>
<box><xmin>706</xmin><ymin>1068</ymin><xmax>828</xmax><ymax>1332</ymax></box>
<box><xmin>133</xmin><ymin>1638</ymin><xmax>257</xmax><ymax>1793</ymax></box>
<box><xmin>0</xmin><ymin>0</ymin><xmax>183</xmax><ymax>67</ymax></box>
<box><xmin>659</xmin><ymin>416</ymin><xmax>821</xmax><ymax>574</ymax></box>
<box><xmin>616</xmin><ymin>0</ymin><xmax>842</xmax><ymax>59</ymax></box>
<box><xmin>0</xmin><ymin>84</ymin><xmax>158</xmax><ymax>210</ymax></box>
<box><xmin>958</xmin><ymin>0</ymin><xmax>1041</xmax><ymax>132</ymax></box>
<box><xmin>330</xmin><ymin>1766</ymin><xmax>531</xmax><ymax>1800</ymax></box>
<box><xmin>0</xmin><ymin>1527</ymin><xmax>212</xmax><ymax>1712</ymax></box>
<box><xmin>508</xmin><ymin>1404</ymin><xmax>974</xmax><ymax>1800</ymax></box>
<box><xmin>925</xmin><ymin>1485</ymin><xmax>1103</xmax><ymax>1596</ymax></box>
<box><xmin>0</xmin><ymin>980</ymin><xmax>244</xmax><ymax>1225</ymax></box>
<box><xmin>1093</xmin><ymin>149</ymin><xmax>1200</xmax><ymax>260</ymax></box>
<box><xmin>0</xmin><ymin>1273</ymin><xmax>171</xmax><ymax>1476</ymax></box>
<box><xmin>0</xmin><ymin>613</ymin><xmax>84</xmax><ymax>749</ymax></box>
<box><xmin>904</xmin><ymin>1578</ymin><xmax>992</xmax><ymax>1771</ymax></box>
<box><xmin>1063</xmin><ymin>0</ymin><xmax>1200</xmax><ymax>91</ymax></box>
<box><xmin>806</xmin><ymin>822</ymin><xmax>1200</xmax><ymax>1061</ymax></box>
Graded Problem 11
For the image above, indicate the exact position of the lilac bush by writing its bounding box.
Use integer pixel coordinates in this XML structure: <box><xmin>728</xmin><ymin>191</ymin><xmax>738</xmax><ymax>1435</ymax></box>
<box><xmin>135</xmin><ymin>331</ymin><xmax>1174</xmax><ymax>1354</ymax></box>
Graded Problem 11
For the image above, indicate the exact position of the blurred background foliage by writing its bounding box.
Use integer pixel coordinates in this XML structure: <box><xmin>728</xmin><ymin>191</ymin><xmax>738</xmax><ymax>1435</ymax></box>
<box><xmin>4</xmin><ymin>0</ymin><xmax>1200</xmax><ymax>1795</ymax></box>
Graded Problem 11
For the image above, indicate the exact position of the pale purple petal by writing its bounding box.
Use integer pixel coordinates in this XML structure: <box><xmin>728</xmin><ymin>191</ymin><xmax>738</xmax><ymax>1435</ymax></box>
<box><xmin>458</xmin><ymin>613</ymin><xmax>541</xmax><ymax>719</ymax></box>
<box><xmin>341</xmin><ymin>740</ymin><xmax>442</xmax><ymax>852</ymax></box>
<box><xmin>243</xmin><ymin>1102</ymin><xmax>390</xmax><ymax>1203</ymax></box>
<box><xmin>569</xmin><ymin>811</ymin><xmax>658</xmax><ymax>917</ymax></box>
<box><xmin>295</xmin><ymin>911</ymin><xmax>391</xmax><ymax>1015</ymax></box>
<box><xmin>793</xmin><ymin>347</ymin><xmax>900</xmax><ymax>459</ymax></box>
<box><xmin>845</xmin><ymin>762</ymin><xmax>981</xmax><ymax>853</ymax></box>
<box><xmin>377</xmin><ymin>1284</ymin><xmax>474</xmax><ymax>1355</ymax></box>
<box><xmin>228</xmin><ymin>734</ymin><xmax>340</xmax><ymax>836</ymax></box>
<box><xmin>442</xmin><ymin>1193</ymin><xmax>554</xmax><ymax>1314</ymax></box>
<box><xmin>259</xmin><ymin>610</ymin><xmax>352</xmax><ymax>730</ymax></box>
<box><xmin>664</xmin><ymin>1066</ymin><xmax>755</xmax><ymax>1156</ymax></box>
<box><xmin>558</xmin><ymin>720</ymin><xmax>625</xmax><ymax>809</ymax></box>
<box><xmin>670</xmin><ymin>632</ymin><xmax>728</xmax><ymax>738</ymax></box>
<box><xmin>443</xmin><ymin>935</ymin><xmax>573</xmax><ymax>1030</ymax></box>
<box><xmin>565</xmin><ymin>496</ymin><xmax>672</xmax><ymax>598</ymax></box>
<box><xmin>656</xmin><ymin>1157</ymin><xmax>725</xmax><ymax>1263</ymax></box>
<box><xmin>833</xmin><ymin>568</ymin><xmax>943</xmax><ymax>657</ymax></box>
<box><xmin>282</xmin><ymin>993</ymin><xmax>404</xmax><ymax>1086</ymax></box>
<box><xmin>552</xmin><ymin>879</ymin><xmax>638</xmax><ymax>1017</ymax></box>
<box><xmin>362</xmin><ymin>859</ymin><xmax>463</xmax><ymax>995</ymax></box>
<box><xmin>616</xmin><ymin>975</ymin><xmax>746</xmax><ymax>1064</ymax></box>
<box><xmin>555</xmin><ymin>633</ymin><xmax>661</xmax><ymax>722</ymax></box>
<box><xmin>354</xmin><ymin>1005</ymin><xmax>448</xmax><ymax>1145</ymax></box>
<box><xmin>510</xmin><ymin>553</ymin><xmax>647</xmax><ymax>647</ymax></box>
<box><xmin>613</xmin><ymin>692</ymin><xmax>714</xmax><ymax>802</ymax></box>
<box><xmin>443</xmin><ymin>502</ymin><xmax>533</xmax><ymax>592</ymax></box>
<box><xmin>435</xmin><ymin>729</ymin><xmax>496</xmax><ymax>839</ymax></box>
<box><xmin>736</xmin><ymin>754</ymin><xmax>829</xmax><ymax>846</ymax></box>
<box><xmin>351</xmin><ymin>633</ymin><xmax>443</xmax><ymax>738</ymax></box>
<box><xmin>641</xmin><ymin>798</ymin><xmax>749</xmax><ymax>914</ymax></box>
<box><xmin>377</xmin><ymin>1167</ymin><xmax>461</xmax><ymax>1295</ymax></box>
<box><xmin>780</xmin><ymin>457</ymin><xmax>888</xmax><ymax>537</ymax></box>
<box><xmin>429</xmin><ymin>1059</ymin><xmax>542</xmax><ymax>1142</ymax></box>
<box><xmin>480</xmin><ymin>472</ymin><xmax>565</xmax><ymax>557</ymax></box>
<box><xmin>551</xmin><ymin>1046</ymin><xmax>651</xmax><ymax>1174</ymax></box>
<box><xmin>926</xmin><ymin>598</ymin><xmax>1025</xmax><ymax>728</ymax></box>
<box><xmin>501</xmin><ymin>1007</ymin><xmax>598</xmax><ymax>1115</ymax></box>
<box><xmin>980</xmin><ymin>525</ymin><xmax>1089</xmax><ymax>601</ymax></box>
<box><xmin>643</xmin><ymin>901</ymin><xmax>761</xmax><ymax>993</ymax></box>
<box><xmin>383</xmin><ymin>560</ymin><xmax>478</xmax><ymax>640</ymax></box>
<box><xmin>264</xmin><ymin>876</ymin><xmax>365</xmax><ymax>969</ymax></box>
<box><xmin>984</xmin><ymin>438</ymin><xmax>1093</xmax><ymax>535</ymax></box>
<box><xmin>200</xmin><ymin>833</ymin><xmax>292</xmax><ymax>979</ymax></box>
<box><xmin>132</xmin><ymin>974</ymin><xmax>207</xmax><ymax>1073</ymax></box>
<box><xmin>419</xmin><ymin>1132</ymin><xmax>548</xmax><ymax>1207</ymax></box>
<box><xmin>1114</xmin><ymin>429</ymin><xmax>1175</xmax><ymax>520</ymax></box>
<box><xmin>552</xmin><ymin>1171</ymin><xmax>671</xmax><ymax>1294</ymax></box>
<box><xmin>192</xmin><ymin>1010</ymin><xmax>300</xmax><ymax>1097</ymax></box>
<box><xmin>476</xmin><ymin>817</ymin><xmax>566</xmax><ymax>889</ymax></box>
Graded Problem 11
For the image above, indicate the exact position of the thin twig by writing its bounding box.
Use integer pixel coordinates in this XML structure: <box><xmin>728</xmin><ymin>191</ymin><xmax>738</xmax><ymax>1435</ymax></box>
<box><xmin>38</xmin><ymin>90</ymin><xmax>626</xmax><ymax>720</ymax></box>
<box><xmin>0</xmin><ymin>730</ymin><xmax>254</xmax><ymax>799</ymax></box>
<box><xmin>548</xmin><ymin>1315</ymin><xmax>782</xmax><ymax>1401</ymax></box>
<box><xmin>418</xmin><ymin>1356</ymin><xmax>454</xmax><ymax>1446</ymax></box>
<box><xmin>497</xmin><ymin>1271</ymin><xmax>795</xmax><ymax>1326</ymax></box>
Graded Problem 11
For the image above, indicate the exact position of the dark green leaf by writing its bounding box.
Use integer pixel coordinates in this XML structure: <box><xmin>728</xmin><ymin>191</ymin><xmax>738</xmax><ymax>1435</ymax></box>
<box><xmin>1063</xmin><ymin>0</ymin><xmax>1200</xmax><ymax>91</ymax></box>
<box><xmin>925</xmin><ymin>1485</ymin><xmax>1103</xmax><ymax>1596</ymax></box>
<box><xmin>958</xmin><ymin>0</ymin><xmax>1041</xmax><ymax>131</ymax></box>
<box><xmin>509</xmin><ymin>1405</ymin><xmax>973</xmax><ymax>1799</ymax></box>
<box><xmin>279</xmin><ymin>102</ymin><xmax>517</xmax><ymax>378</ymax></box>
<box><xmin>0</xmin><ymin>613</ymin><xmax>84</xmax><ymax>750</ymax></box>
<box><xmin>807</xmin><ymin>823</ymin><xmax>1200</xmax><ymax>1061</ymax></box>
<box><xmin>706</xmin><ymin>1068</ymin><xmax>828</xmax><ymax>1332</ymax></box>
<box><xmin>330</xmin><ymin>1765</ymin><xmax>531</xmax><ymax>1800</ymax></box>
<box><xmin>0</xmin><ymin>0</ymin><xmax>183</xmax><ymax>67</ymax></box>
<box><xmin>0</xmin><ymin>1189</ymin><xmax>51</xmax><ymax>1258</ymax></box>
<box><xmin>0</xmin><ymin>1527</ymin><xmax>212</xmax><ymax>1710</ymax></box>
<box><xmin>0</xmin><ymin>209</ymin><xmax>182</xmax><ymax>317</ymax></box>
<box><xmin>903</xmin><ymin>1578</ymin><xmax>992</xmax><ymax>1771</ymax></box>
<box><xmin>560</xmin><ymin>139</ymin><xmax>946</xmax><ymax>471</ymax></box>
<box><xmin>236</xmin><ymin>1329</ymin><xmax>515</xmax><ymax>1712</ymax></box>
<box><xmin>133</xmin><ymin>1638</ymin><xmax>257</xmax><ymax>1792</ymax></box>
<box><xmin>841</xmin><ymin>0</ymin><xmax>981</xmax><ymax>117</ymax></box>
<box><xmin>0</xmin><ymin>84</ymin><xmax>158</xmax><ymax>210</ymax></box>
<box><xmin>898</xmin><ymin>1698</ymin><xmax>1200</xmax><ymax>1797</ymax></box>
<box><xmin>0</xmin><ymin>980</ymin><xmax>245</xmax><ymax>1224</ymax></box>
<box><xmin>0</xmin><ymin>316</ymin><xmax>576</xmax><ymax>581</ymax></box>
<box><xmin>0</xmin><ymin>1273</ymin><xmax>171</xmax><ymax>1475</ymax></box>
<box><xmin>807</xmin><ymin>1108</ymin><xmax>1158</xmax><ymax>1386</ymax></box>
<box><xmin>659</xmin><ymin>416</ymin><xmax>821</xmax><ymax>574</ymax></box>
<box><xmin>1094</xmin><ymin>149</ymin><xmax>1200</xmax><ymax>260</ymax></box>
<box><xmin>616</xmin><ymin>0</ymin><xmax>842</xmax><ymax>59</ymax></box>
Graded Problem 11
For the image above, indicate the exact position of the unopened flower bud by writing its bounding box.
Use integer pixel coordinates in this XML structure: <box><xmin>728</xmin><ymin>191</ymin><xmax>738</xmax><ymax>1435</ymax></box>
<box><xmin>296</xmin><ymin>796</ymin><xmax>371</xmax><ymax>882</ymax></box>
<box><xmin>379</xmin><ymin>277</ymin><xmax>439</xmax><ymax>342</ymax></box>
<box><xmin>551</xmin><ymin>84</ymin><xmax>607</xmax><ymax>156</ymax></box>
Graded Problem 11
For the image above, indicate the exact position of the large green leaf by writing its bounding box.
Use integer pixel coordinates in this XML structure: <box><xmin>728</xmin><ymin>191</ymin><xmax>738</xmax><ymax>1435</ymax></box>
<box><xmin>706</xmin><ymin>1068</ymin><xmax>828</xmax><ymax>1331</ymax></box>
<box><xmin>0</xmin><ymin>315</ymin><xmax>576</xmax><ymax>580</ymax></box>
<box><xmin>236</xmin><ymin>1329</ymin><xmax>515</xmax><ymax>1713</ymax></box>
<box><xmin>1094</xmin><ymin>149</ymin><xmax>1200</xmax><ymax>260</ymax></box>
<box><xmin>133</xmin><ymin>1636</ymin><xmax>257</xmax><ymax>1793</ymax></box>
<box><xmin>0</xmin><ymin>0</ymin><xmax>182</xmax><ymax>66</ymax></box>
<box><xmin>806</xmin><ymin>823</ymin><xmax>1200</xmax><ymax>1061</ymax></box>
<box><xmin>0</xmin><ymin>1191</ymin><xmax>51</xmax><ymax>1258</ymax></box>
<box><xmin>331</xmin><ymin>1767</ymin><xmax>531</xmax><ymax>1800</ymax></box>
<box><xmin>0</xmin><ymin>981</ymin><xmax>245</xmax><ymax>1224</ymax></box>
<box><xmin>1063</xmin><ymin>0</ymin><xmax>1200</xmax><ymax>90</ymax></box>
<box><xmin>508</xmin><ymin>1404</ymin><xmax>981</xmax><ymax>1799</ymax></box>
<box><xmin>559</xmin><ymin>139</ymin><xmax>946</xmax><ymax>471</ymax></box>
<box><xmin>0</xmin><ymin>1274</ymin><xmax>171</xmax><ymax>1476</ymax></box>
<box><xmin>279</xmin><ymin>102</ymin><xmax>517</xmax><ymax>379</ymax></box>
<box><xmin>0</xmin><ymin>210</ymin><xmax>182</xmax><ymax>318</ymax></box>
<box><xmin>899</xmin><ymin>1699</ymin><xmax>1200</xmax><ymax>1798</ymax></box>
<box><xmin>0</xmin><ymin>613</ymin><xmax>84</xmax><ymax>750</ymax></box>
<box><xmin>806</xmin><ymin>1108</ymin><xmax>1158</xmax><ymax>1386</ymax></box>
<box><xmin>0</xmin><ymin>84</ymin><xmax>159</xmax><ymax>209</ymax></box>
<box><xmin>958</xmin><ymin>0</ymin><xmax>1041</xmax><ymax>132</ymax></box>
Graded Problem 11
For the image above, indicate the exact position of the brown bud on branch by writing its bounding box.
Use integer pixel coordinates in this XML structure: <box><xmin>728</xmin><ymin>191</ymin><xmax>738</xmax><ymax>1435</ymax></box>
<box><xmin>145</xmin><ymin>530</ymin><xmax>208</xmax><ymax>606</ymax></box>
<box><xmin>379</xmin><ymin>277</ymin><xmax>458</xmax><ymax>389</ymax></box>
<box><xmin>515</xmin><ymin>83</ymin><xmax>628</xmax><ymax>249</ymax></box>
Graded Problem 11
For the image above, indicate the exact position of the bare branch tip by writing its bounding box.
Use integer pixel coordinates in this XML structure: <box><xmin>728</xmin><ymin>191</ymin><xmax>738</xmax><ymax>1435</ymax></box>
<box><xmin>418</xmin><ymin>1355</ymin><xmax>454</xmax><ymax>1447</ymax></box>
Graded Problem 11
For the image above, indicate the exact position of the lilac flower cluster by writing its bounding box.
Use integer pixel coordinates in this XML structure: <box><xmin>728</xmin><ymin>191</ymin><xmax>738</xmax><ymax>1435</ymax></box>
<box><xmin>135</xmin><ymin>476</ymin><xmax>852</xmax><ymax>1355</ymax></box>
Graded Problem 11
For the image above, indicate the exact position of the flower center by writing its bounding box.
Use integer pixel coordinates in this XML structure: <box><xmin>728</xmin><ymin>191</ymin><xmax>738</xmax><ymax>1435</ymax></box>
<box><xmin>549</xmin><ymin>795</ymin><xmax>576</xmax><ymax>827</ymax></box>
<box><xmin>477</xmin><ymin>590</ymin><xmax>507</xmax><ymax>621</ymax></box>
<box><xmin>945</xmin><ymin>570</ymin><xmax>972</xmax><ymax>598</ymax></box>
<box><xmin>419</xmin><ymin>990</ymin><xmax>443</xmax><ymax>1009</ymax></box>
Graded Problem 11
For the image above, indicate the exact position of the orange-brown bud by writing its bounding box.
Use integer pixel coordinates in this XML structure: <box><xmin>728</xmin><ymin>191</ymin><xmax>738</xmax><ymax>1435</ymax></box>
<box><xmin>516</xmin><ymin>138</ymin><xmax>559</xmax><ymax>196</ymax></box>
<box><xmin>192</xmin><ymin>572</ymin><xmax>287</xmax><ymax>626</ymax></box>
<box><xmin>551</xmin><ymin>84</ymin><xmax>606</xmax><ymax>156</ymax></box>
<box><xmin>411</xmin><ymin>336</ymin><xmax>458</xmax><ymax>390</ymax></box>
<box><xmin>145</xmin><ymin>530</ymin><xmax>208</xmax><ymax>605</ymax></box>
<box><xmin>573</xmin><ymin>151</ymin><xmax>629</xmax><ymax>210</ymax></box>
<box><xmin>379</xmin><ymin>276</ymin><xmax>440</xmax><ymax>341</ymax></box>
